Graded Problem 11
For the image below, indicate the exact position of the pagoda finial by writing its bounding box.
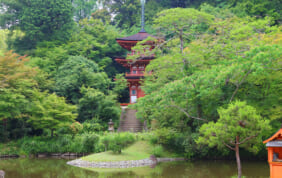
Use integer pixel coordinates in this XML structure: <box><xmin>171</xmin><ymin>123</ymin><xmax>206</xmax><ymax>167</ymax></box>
<box><xmin>140</xmin><ymin>0</ymin><xmax>146</xmax><ymax>32</ymax></box>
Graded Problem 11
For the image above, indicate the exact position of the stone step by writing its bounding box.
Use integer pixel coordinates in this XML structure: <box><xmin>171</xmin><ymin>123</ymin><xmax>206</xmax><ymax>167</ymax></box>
<box><xmin>118</xmin><ymin>107</ymin><xmax>143</xmax><ymax>133</ymax></box>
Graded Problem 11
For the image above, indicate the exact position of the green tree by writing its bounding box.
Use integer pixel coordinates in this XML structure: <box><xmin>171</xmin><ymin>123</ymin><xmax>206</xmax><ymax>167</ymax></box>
<box><xmin>0</xmin><ymin>51</ymin><xmax>37</xmax><ymax>121</ymax></box>
<box><xmin>55</xmin><ymin>56</ymin><xmax>111</xmax><ymax>104</ymax></box>
<box><xmin>101</xmin><ymin>0</ymin><xmax>141</xmax><ymax>29</ymax></box>
<box><xmin>28</xmin><ymin>90</ymin><xmax>77</xmax><ymax>137</ymax></box>
<box><xmin>64</xmin><ymin>18</ymin><xmax>125</xmax><ymax>78</ymax></box>
<box><xmin>0</xmin><ymin>0</ymin><xmax>74</xmax><ymax>52</ymax></box>
<box><xmin>197</xmin><ymin>101</ymin><xmax>270</xmax><ymax>178</ymax></box>
<box><xmin>72</xmin><ymin>0</ymin><xmax>98</xmax><ymax>22</ymax></box>
<box><xmin>78</xmin><ymin>87</ymin><xmax>120</xmax><ymax>124</ymax></box>
<box><xmin>154</xmin><ymin>8</ymin><xmax>214</xmax><ymax>53</ymax></box>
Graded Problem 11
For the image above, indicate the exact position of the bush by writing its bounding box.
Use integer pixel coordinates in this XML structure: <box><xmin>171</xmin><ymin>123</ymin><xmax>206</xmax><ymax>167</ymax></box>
<box><xmin>82</xmin><ymin>133</ymin><xmax>100</xmax><ymax>153</ymax></box>
<box><xmin>102</xmin><ymin>132</ymin><xmax>136</xmax><ymax>154</ymax></box>
<box><xmin>151</xmin><ymin>145</ymin><xmax>164</xmax><ymax>157</ymax></box>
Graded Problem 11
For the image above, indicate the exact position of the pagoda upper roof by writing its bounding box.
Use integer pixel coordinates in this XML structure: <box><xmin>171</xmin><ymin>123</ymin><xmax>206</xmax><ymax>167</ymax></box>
<box><xmin>116</xmin><ymin>30</ymin><xmax>158</xmax><ymax>41</ymax></box>
<box><xmin>263</xmin><ymin>126</ymin><xmax>282</xmax><ymax>145</ymax></box>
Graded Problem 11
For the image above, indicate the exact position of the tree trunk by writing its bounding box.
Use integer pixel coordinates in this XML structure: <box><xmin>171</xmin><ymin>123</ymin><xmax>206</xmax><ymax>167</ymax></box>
<box><xmin>51</xmin><ymin>129</ymin><xmax>54</xmax><ymax>138</ymax></box>
<box><xmin>235</xmin><ymin>136</ymin><xmax>242</xmax><ymax>178</ymax></box>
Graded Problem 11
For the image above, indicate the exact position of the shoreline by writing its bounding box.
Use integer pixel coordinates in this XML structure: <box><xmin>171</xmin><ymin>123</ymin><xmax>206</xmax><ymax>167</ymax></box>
<box><xmin>67</xmin><ymin>156</ymin><xmax>186</xmax><ymax>169</ymax></box>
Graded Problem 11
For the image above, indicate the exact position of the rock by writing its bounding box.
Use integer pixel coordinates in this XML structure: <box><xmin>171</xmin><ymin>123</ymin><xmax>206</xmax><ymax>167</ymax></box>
<box><xmin>0</xmin><ymin>170</ymin><xmax>5</xmax><ymax>178</ymax></box>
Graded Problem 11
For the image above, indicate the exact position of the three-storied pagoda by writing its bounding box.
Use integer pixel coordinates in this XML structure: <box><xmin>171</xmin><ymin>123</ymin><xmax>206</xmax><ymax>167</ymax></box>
<box><xmin>115</xmin><ymin>0</ymin><xmax>159</xmax><ymax>104</ymax></box>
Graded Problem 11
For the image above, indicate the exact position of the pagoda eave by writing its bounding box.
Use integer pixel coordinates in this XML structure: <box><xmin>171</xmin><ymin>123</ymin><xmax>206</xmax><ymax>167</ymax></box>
<box><xmin>115</xmin><ymin>58</ymin><xmax>153</xmax><ymax>68</ymax></box>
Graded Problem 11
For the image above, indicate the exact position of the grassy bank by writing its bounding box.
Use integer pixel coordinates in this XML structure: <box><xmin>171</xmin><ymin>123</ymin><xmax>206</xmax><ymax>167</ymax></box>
<box><xmin>81</xmin><ymin>141</ymin><xmax>177</xmax><ymax>162</ymax></box>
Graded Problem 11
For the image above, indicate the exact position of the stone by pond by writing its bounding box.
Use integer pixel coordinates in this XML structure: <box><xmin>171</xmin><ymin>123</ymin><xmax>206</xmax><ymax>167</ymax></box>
<box><xmin>67</xmin><ymin>156</ymin><xmax>186</xmax><ymax>168</ymax></box>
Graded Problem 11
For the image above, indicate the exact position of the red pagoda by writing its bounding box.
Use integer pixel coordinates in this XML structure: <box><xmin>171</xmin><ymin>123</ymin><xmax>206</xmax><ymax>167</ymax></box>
<box><xmin>115</xmin><ymin>30</ymin><xmax>158</xmax><ymax>104</ymax></box>
<box><xmin>115</xmin><ymin>1</ymin><xmax>160</xmax><ymax>104</ymax></box>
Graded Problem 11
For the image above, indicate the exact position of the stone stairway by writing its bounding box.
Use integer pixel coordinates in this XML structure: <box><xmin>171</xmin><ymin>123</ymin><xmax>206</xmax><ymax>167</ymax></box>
<box><xmin>118</xmin><ymin>107</ymin><xmax>143</xmax><ymax>132</ymax></box>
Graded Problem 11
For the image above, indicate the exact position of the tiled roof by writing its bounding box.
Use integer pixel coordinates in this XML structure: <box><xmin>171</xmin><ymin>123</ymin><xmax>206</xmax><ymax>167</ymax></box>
<box><xmin>116</xmin><ymin>31</ymin><xmax>158</xmax><ymax>41</ymax></box>
<box><xmin>266</xmin><ymin>141</ymin><xmax>282</xmax><ymax>147</ymax></box>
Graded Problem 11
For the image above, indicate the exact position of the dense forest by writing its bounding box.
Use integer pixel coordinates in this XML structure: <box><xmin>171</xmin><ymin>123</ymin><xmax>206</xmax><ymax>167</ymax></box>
<box><xmin>0</xmin><ymin>0</ymin><xmax>281</xmax><ymax>164</ymax></box>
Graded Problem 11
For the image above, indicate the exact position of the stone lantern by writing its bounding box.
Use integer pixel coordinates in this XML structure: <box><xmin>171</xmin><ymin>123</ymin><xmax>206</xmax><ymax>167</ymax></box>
<box><xmin>108</xmin><ymin>119</ymin><xmax>114</xmax><ymax>132</ymax></box>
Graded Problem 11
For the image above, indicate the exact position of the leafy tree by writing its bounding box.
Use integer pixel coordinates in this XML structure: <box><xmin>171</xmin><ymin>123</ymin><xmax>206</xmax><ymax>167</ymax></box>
<box><xmin>197</xmin><ymin>101</ymin><xmax>270</xmax><ymax>178</ymax></box>
<box><xmin>78</xmin><ymin>87</ymin><xmax>120</xmax><ymax>124</ymax></box>
<box><xmin>101</xmin><ymin>0</ymin><xmax>141</xmax><ymax>29</ymax></box>
<box><xmin>72</xmin><ymin>0</ymin><xmax>98</xmax><ymax>22</ymax></box>
<box><xmin>28</xmin><ymin>90</ymin><xmax>77</xmax><ymax>137</ymax></box>
<box><xmin>55</xmin><ymin>56</ymin><xmax>110</xmax><ymax>104</ymax></box>
<box><xmin>0</xmin><ymin>29</ymin><xmax>9</xmax><ymax>55</ymax></box>
<box><xmin>0</xmin><ymin>0</ymin><xmax>74</xmax><ymax>52</ymax></box>
<box><xmin>0</xmin><ymin>51</ymin><xmax>37</xmax><ymax>121</ymax></box>
<box><xmin>153</xmin><ymin>8</ymin><xmax>214</xmax><ymax>71</ymax></box>
<box><xmin>64</xmin><ymin>18</ymin><xmax>125</xmax><ymax>78</ymax></box>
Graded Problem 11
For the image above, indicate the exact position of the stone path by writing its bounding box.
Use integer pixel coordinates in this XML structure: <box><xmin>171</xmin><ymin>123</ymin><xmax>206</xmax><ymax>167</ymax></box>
<box><xmin>67</xmin><ymin>157</ymin><xmax>186</xmax><ymax>169</ymax></box>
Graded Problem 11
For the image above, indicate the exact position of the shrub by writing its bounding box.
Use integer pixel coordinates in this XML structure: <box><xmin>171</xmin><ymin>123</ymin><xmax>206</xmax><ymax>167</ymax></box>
<box><xmin>82</xmin><ymin>133</ymin><xmax>100</xmax><ymax>153</ymax></box>
<box><xmin>102</xmin><ymin>132</ymin><xmax>136</xmax><ymax>154</ymax></box>
<box><xmin>151</xmin><ymin>145</ymin><xmax>164</xmax><ymax>157</ymax></box>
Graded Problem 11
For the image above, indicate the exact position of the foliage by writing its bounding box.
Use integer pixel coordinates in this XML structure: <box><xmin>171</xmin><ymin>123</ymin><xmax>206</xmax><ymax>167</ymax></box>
<box><xmin>78</xmin><ymin>86</ymin><xmax>120</xmax><ymax>124</ymax></box>
<box><xmin>82</xmin><ymin>133</ymin><xmax>100</xmax><ymax>152</ymax></box>
<box><xmin>65</xmin><ymin>18</ymin><xmax>125</xmax><ymax>78</ymax></box>
<box><xmin>0</xmin><ymin>29</ymin><xmax>9</xmax><ymax>54</ymax></box>
<box><xmin>197</xmin><ymin>101</ymin><xmax>270</xmax><ymax>178</ymax></box>
<box><xmin>101</xmin><ymin>0</ymin><xmax>141</xmax><ymax>29</ymax></box>
<box><xmin>101</xmin><ymin>132</ymin><xmax>136</xmax><ymax>153</ymax></box>
<box><xmin>0</xmin><ymin>0</ymin><xmax>74</xmax><ymax>52</ymax></box>
<box><xmin>0</xmin><ymin>51</ymin><xmax>37</xmax><ymax>121</ymax></box>
<box><xmin>73</xmin><ymin>0</ymin><xmax>98</xmax><ymax>22</ymax></box>
<box><xmin>81</xmin><ymin>119</ymin><xmax>103</xmax><ymax>133</ymax></box>
<box><xmin>135</xmin><ymin>16</ymin><xmax>281</xmax><ymax>131</ymax></box>
<box><xmin>55</xmin><ymin>55</ymin><xmax>109</xmax><ymax>103</ymax></box>
<box><xmin>151</xmin><ymin>145</ymin><xmax>164</xmax><ymax>157</ymax></box>
<box><xmin>27</xmin><ymin>90</ymin><xmax>77</xmax><ymax>137</ymax></box>
<box><xmin>198</xmin><ymin>101</ymin><xmax>270</xmax><ymax>152</ymax></box>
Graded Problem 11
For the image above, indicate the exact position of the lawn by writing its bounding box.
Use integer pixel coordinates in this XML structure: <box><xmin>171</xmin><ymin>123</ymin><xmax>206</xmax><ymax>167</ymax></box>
<box><xmin>81</xmin><ymin>141</ymin><xmax>153</xmax><ymax>162</ymax></box>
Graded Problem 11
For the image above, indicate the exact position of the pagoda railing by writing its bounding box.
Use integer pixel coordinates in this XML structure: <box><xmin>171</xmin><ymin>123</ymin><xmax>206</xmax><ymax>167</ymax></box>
<box><xmin>125</xmin><ymin>71</ymin><xmax>144</xmax><ymax>77</ymax></box>
<box><xmin>125</xmin><ymin>71</ymin><xmax>152</xmax><ymax>77</ymax></box>
<box><xmin>127</xmin><ymin>53</ymin><xmax>155</xmax><ymax>58</ymax></box>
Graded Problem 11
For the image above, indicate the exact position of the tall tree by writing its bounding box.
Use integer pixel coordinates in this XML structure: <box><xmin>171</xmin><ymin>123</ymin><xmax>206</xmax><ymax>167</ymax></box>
<box><xmin>72</xmin><ymin>0</ymin><xmax>98</xmax><ymax>22</ymax></box>
<box><xmin>55</xmin><ymin>56</ymin><xmax>111</xmax><ymax>104</ymax></box>
<box><xmin>0</xmin><ymin>0</ymin><xmax>74</xmax><ymax>52</ymax></box>
<box><xmin>153</xmin><ymin>8</ymin><xmax>214</xmax><ymax>71</ymax></box>
<box><xmin>197</xmin><ymin>101</ymin><xmax>270</xmax><ymax>178</ymax></box>
<box><xmin>101</xmin><ymin>0</ymin><xmax>141</xmax><ymax>28</ymax></box>
<box><xmin>28</xmin><ymin>90</ymin><xmax>77</xmax><ymax>137</ymax></box>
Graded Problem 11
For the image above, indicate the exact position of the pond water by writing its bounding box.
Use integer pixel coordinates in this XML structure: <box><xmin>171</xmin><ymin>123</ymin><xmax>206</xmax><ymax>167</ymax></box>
<box><xmin>0</xmin><ymin>158</ymin><xmax>269</xmax><ymax>178</ymax></box>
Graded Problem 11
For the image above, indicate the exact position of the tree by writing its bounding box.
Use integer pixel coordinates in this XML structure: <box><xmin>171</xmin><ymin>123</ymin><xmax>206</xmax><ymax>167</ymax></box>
<box><xmin>0</xmin><ymin>51</ymin><xmax>37</xmax><ymax>121</ymax></box>
<box><xmin>154</xmin><ymin>8</ymin><xmax>214</xmax><ymax>54</ymax></box>
<box><xmin>0</xmin><ymin>0</ymin><xmax>74</xmax><ymax>52</ymax></box>
<box><xmin>64</xmin><ymin>18</ymin><xmax>125</xmax><ymax>78</ymax></box>
<box><xmin>78</xmin><ymin>87</ymin><xmax>120</xmax><ymax>124</ymax></box>
<box><xmin>72</xmin><ymin>0</ymin><xmax>98</xmax><ymax>22</ymax></box>
<box><xmin>197</xmin><ymin>101</ymin><xmax>270</xmax><ymax>178</ymax></box>
<box><xmin>55</xmin><ymin>56</ymin><xmax>111</xmax><ymax>104</ymax></box>
<box><xmin>101</xmin><ymin>0</ymin><xmax>141</xmax><ymax>29</ymax></box>
<box><xmin>28</xmin><ymin>90</ymin><xmax>77</xmax><ymax>137</ymax></box>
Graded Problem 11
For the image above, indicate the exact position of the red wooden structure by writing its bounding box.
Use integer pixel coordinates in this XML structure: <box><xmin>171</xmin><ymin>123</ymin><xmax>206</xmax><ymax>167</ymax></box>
<box><xmin>263</xmin><ymin>126</ymin><xmax>282</xmax><ymax>178</ymax></box>
<box><xmin>115</xmin><ymin>30</ymin><xmax>158</xmax><ymax>104</ymax></box>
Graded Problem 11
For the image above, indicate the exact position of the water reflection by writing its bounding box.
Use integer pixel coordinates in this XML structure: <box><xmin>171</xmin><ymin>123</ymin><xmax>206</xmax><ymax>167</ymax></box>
<box><xmin>0</xmin><ymin>158</ymin><xmax>269</xmax><ymax>178</ymax></box>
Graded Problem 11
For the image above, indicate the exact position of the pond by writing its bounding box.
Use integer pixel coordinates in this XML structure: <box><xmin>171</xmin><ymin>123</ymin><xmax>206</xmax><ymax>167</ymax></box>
<box><xmin>0</xmin><ymin>158</ymin><xmax>269</xmax><ymax>178</ymax></box>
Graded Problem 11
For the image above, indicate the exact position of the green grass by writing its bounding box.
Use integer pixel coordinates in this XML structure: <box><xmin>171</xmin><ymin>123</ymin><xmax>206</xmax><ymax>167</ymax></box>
<box><xmin>81</xmin><ymin>140</ymin><xmax>180</xmax><ymax>162</ymax></box>
<box><xmin>82</xmin><ymin>141</ymin><xmax>153</xmax><ymax>162</ymax></box>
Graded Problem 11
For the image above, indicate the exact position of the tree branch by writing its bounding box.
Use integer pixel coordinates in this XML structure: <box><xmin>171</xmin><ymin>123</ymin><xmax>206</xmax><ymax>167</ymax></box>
<box><xmin>223</xmin><ymin>141</ymin><xmax>236</xmax><ymax>151</ymax></box>
<box><xmin>238</xmin><ymin>134</ymin><xmax>258</xmax><ymax>145</ymax></box>
<box><xmin>167</xmin><ymin>104</ymin><xmax>207</xmax><ymax>122</ymax></box>
<box><xmin>229</xmin><ymin>69</ymin><xmax>252</xmax><ymax>103</ymax></box>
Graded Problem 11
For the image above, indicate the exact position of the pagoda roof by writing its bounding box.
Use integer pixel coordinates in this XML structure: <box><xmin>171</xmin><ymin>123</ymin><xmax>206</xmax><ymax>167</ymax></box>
<box><xmin>263</xmin><ymin>126</ymin><xmax>282</xmax><ymax>144</ymax></box>
<box><xmin>116</xmin><ymin>30</ymin><xmax>158</xmax><ymax>41</ymax></box>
